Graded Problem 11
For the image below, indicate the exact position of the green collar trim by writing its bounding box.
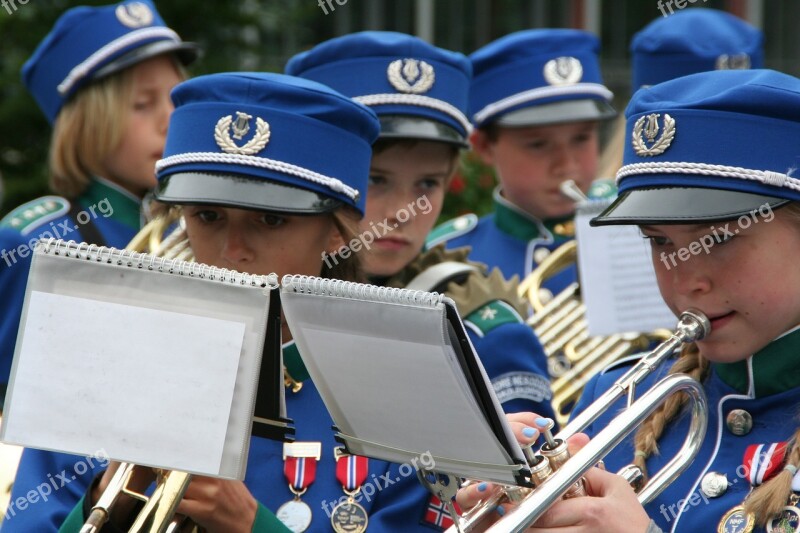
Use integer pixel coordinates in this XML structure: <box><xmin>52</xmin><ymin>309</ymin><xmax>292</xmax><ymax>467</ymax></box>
<box><xmin>283</xmin><ymin>341</ymin><xmax>309</xmax><ymax>383</ymax></box>
<box><xmin>78</xmin><ymin>177</ymin><xmax>141</xmax><ymax>230</ymax></box>
<box><xmin>715</xmin><ymin>326</ymin><xmax>800</xmax><ymax>397</ymax></box>
<box><xmin>493</xmin><ymin>188</ymin><xmax>572</xmax><ymax>243</ymax></box>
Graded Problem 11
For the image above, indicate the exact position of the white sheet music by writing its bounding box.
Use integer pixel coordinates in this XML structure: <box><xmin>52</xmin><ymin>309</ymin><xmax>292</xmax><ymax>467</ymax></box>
<box><xmin>575</xmin><ymin>201</ymin><xmax>676</xmax><ymax>336</ymax></box>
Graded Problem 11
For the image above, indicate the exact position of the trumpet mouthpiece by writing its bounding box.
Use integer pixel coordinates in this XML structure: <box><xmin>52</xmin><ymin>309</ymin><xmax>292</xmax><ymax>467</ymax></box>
<box><xmin>677</xmin><ymin>309</ymin><xmax>711</xmax><ymax>342</ymax></box>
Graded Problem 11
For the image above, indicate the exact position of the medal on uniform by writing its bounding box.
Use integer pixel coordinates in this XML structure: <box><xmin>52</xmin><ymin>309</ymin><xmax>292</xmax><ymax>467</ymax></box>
<box><xmin>767</xmin><ymin>495</ymin><xmax>800</xmax><ymax>533</ymax></box>
<box><xmin>277</xmin><ymin>442</ymin><xmax>321</xmax><ymax>532</ymax></box>
<box><xmin>718</xmin><ymin>442</ymin><xmax>787</xmax><ymax>533</ymax></box>
<box><xmin>331</xmin><ymin>447</ymin><xmax>369</xmax><ymax>533</ymax></box>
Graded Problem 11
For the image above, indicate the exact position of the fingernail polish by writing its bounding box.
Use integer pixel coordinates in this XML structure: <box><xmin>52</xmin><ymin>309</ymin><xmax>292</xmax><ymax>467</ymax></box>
<box><xmin>535</xmin><ymin>417</ymin><xmax>549</xmax><ymax>427</ymax></box>
<box><xmin>523</xmin><ymin>427</ymin><xmax>537</xmax><ymax>438</ymax></box>
<box><xmin>496</xmin><ymin>505</ymin><xmax>506</xmax><ymax>516</ymax></box>
<box><xmin>477</xmin><ymin>482</ymin><xmax>487</xmax><ymax>492</ymax></box>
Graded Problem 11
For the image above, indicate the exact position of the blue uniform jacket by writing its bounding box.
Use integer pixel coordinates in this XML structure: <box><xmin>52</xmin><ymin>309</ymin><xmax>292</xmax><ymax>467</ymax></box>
<box><xmin>3</xmin><ymin>341</ymin><xmax>437</xmax><ymax>532</ymax></box>
<box><xmin>572</xmin><ymin>327</ymin><xmax>800</xmax><ymax>533</ymax></box>
<box><xmin>0</xmin><ymin>178</ymin><xmax>141</xmax><ymax>406</ymax></box>
<box><xmin>426</xmin><ymin>188</ymin><xmax>576</xmax><ymax>299</ymax></box>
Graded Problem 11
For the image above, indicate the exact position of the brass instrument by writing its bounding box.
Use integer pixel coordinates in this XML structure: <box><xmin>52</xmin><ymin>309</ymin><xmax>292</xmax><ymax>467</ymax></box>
<box><xmin>518</xmin><ymin>234</ymin><xmax>669</xmax><ymax>426</ymax></box>
<box><xmin>81</xmin><ymin>212</ymin><xmax>197</xmax><ymax>533</ymax></box>
<box><xmin>447</xmin><ymin>309</ymin><xmax>710</xmax><ymax>533</ymax></box>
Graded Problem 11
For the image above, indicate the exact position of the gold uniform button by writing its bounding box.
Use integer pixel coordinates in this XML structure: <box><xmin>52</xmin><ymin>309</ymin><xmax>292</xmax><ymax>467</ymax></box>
<box><xmin>726</xmin><ymin>409</ymin><xmax>753</xmax><ymax>436</ymax></box>
<box><xmin>533</xmin><ymin>247</ymin><xmax>551</xmax><ymax>264</ymax></box>
<box><xmin>701</xmin><ymin>472</ymin><xmax>728</xmax><ymax>498</ymax></box>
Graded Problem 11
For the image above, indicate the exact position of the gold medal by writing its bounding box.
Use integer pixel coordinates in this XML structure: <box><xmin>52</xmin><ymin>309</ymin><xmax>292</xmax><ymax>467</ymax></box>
<box><xmin>717</xmin><ymin>505</ymin><xmax>754</xmax><ymax>533</ymax></box>
<box><xmin>330</xmin><ymin>493</ymin><xmax>369</xmax><ymax>533</ymax></box>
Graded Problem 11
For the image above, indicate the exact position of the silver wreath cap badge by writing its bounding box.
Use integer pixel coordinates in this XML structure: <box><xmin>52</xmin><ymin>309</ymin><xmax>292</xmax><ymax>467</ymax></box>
<box><xmin>388</xmin><ymin>59</ymin><xmax>435</xmax><ymax>94</ymax></box>
<box><xmin>716</xmin><ymin>54</ymin><xmax>751</xmax><ymax>70</ymax></box>
<box><xmin>543</xmin><ymin>57</ymin><xmax>583</xmax><ymax>86</ymax></box>
<box><xmin>632</xmin><ymin>113</ymin><xmax>676</xmax><ymax>157</ymax></box>
<box><xmin>215</xmin><ymin>112</ymin><xmax>271</xmax><ymax>155</ymax></box>
<box><xmin>116</xmin><ymin>2</ymin><xmax>154</xmax><ymax>28</ymax></box>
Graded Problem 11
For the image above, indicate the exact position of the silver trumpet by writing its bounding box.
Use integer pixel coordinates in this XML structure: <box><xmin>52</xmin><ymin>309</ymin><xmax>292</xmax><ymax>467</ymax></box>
<box><xmin>447</xmin><ymin>308</ymin><xmax>710</xmax><ymax>533</ymax></box>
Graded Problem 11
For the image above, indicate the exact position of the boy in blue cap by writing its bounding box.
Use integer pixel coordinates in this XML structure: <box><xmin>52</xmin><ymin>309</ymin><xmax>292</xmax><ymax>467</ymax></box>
<box><xmin>461</xmin><ymin>69</ymin><xmax>800</xmax><ymax>532</ymax></box>
<box><xmin>427</xmin><ymin>29</ymin><xmax>616</xmax><ymax>299</ymax></box>
<box><xmin>0</xmin><ymin>0</ymin><xmax>197</xmax><ymax>407</ymax></box>
<box><xmin>286</xmin><ymin>31</ymin><xmax>553</xmax><ymax>528</ymax></box>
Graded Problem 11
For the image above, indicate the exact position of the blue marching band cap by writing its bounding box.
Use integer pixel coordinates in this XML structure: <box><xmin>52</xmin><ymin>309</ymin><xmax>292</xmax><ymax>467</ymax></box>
<box><xmin>285</xmin><ymin>31</ymin><xmax>472</xmax><ymax>147</ymax></box>
<box><xmin>22</xmin><ymin>0</ymin><xmax>199</xmax><ymax>123</ymax></box>
<box><xmin>469</xmin><ymin>28</ymin><xmax>616</xmax><ymax>129</ymax></box>
<box><xmin>631</xmin><ymin>8</ymin><xmax>763</xmax><ymax>90</ymax></box>
<box><xmin>154</xmin><ymin>72</ymin><xmax>380</xmax><ymax>217</ymax></box>
<box><xmin>591</xmin><ymin>69</ymin><xmax>800</xmax><ymax>226</ymax></box>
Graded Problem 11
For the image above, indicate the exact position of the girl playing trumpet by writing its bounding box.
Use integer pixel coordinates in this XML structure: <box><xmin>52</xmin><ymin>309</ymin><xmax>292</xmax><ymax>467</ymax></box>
<box><xmin>458</xmin><ymin>68</ymin><xmax>800</xmax><ymax>533</ymax></box>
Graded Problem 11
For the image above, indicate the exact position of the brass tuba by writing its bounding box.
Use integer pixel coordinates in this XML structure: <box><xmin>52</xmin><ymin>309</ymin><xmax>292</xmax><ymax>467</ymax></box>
<box><xmin>82</xmin><ymin>210</ymin><xmax>197</xmax><ymax>533</ymax></box>
<box><xmin>446</xmin><ymin>309</ymin><xmax>710</xmax><ymax>533</ymax></box>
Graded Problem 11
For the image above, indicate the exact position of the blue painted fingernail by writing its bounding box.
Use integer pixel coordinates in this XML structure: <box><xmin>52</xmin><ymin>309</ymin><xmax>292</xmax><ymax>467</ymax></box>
<box><xmin>477</xmin><ymin>482</ymin><xmax>487</xmax><ymax>492</ymax></box>
<box><xmin>496</xmin><ymin>505</ymin><xmax>506</xmax><ymax>516</ymax></box>
<box><xmin>535</xmin><ymin>417</ymin><xmax>549</xmax><ymax>427</ymax></box>
<box><xmin>523</xmin><ymin>427</ymin><xmax>537</xmax><ymax>438</ymax></box>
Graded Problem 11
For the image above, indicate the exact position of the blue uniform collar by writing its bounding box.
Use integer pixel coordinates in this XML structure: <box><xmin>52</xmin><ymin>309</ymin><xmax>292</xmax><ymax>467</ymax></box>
<box><xmin>493</xmin><ymin>187</ymin><xmax>573</xmax><ymax>243</ymax></box>
<box><xmin>714</xmin><ymin>325</ymin><xmax>800</xmax><ymax>397</ymax></box>
<box><xmin>78</xmin><ymin>177</ymin><xmax>141</xmax><ymax>230</ymax></box>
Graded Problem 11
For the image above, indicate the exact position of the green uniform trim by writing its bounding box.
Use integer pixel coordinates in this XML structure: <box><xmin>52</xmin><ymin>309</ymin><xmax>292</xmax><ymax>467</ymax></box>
<box><xmin>493</xmin><ymin>189</ymin><xmax>572</xmax><ymax>243</ymax></box>
<box><xmin>57</xmin><ymin>495</ymin><xmax>85</xmax><ymax>532</ymax></box>
<box><xmin>425</xmin><ymin>213</ymin><xmax>478</xmax><ymax>248</ymax></box>
<box><xmin>283</xmin><ymin>341</ymin><xmax>309</xmax><ymax>383</ymax></box>
<box><xmin>0</xmin><ymin>196</ymin><xmax>70</xmax><ymax>234</ymax></box>
<box><xmin>253</xmin><ymin>502</ymin><xmax>291</xmax><ymax>531</ymax></box>
<box><xmin>715</xmin><ymin>327</ymin><xmax>800</xmax><ymax>397</ymax></box>
<box><xmin>464</xmin><ymin>300</ymin><xmax>523</xmax><ymax>336</ymax></box>
<box><xmin>80</xmin><ymin>178</ymin><xmax>141</xmax><ymax>231</ymax></box>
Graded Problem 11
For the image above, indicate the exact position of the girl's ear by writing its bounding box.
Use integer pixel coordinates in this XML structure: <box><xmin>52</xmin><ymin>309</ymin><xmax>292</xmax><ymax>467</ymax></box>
<box><xmin>470</xmin><ymin>129</ymin><xmax>495</xmax><ymax>166</ymax></box>
<box><xmin>327</xmin><ymin>219</ymin><xmax>346</xmax><ymax>255</ymax></box>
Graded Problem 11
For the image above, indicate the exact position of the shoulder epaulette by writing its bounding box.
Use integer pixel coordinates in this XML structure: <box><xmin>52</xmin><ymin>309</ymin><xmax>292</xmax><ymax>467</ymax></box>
<box><xmin>0</xmin><ymin>196</ymin><xmax>70</xmax><ymax>236</ymax></box>
<box><xmin>425</xmin><ymin>213</ymin><xmax>478</xmax><ymax>248</ymax></box>
<box><xmin>463</xmin><ymin>299</ymin><xmax>525</xmax><ymax>337</ymax></box>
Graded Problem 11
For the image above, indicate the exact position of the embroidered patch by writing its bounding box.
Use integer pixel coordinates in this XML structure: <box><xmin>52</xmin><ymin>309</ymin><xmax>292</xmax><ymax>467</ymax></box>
<box><xmin>0</xmin><ymin>196</ymin><xmax>70</xmax><ymax>236</ymax></box>
<box><xmin>421</xmin><ymin>495</ymin><xmax>461</xmax><ymax>530</ymax></box>
<box><xmin>464</xmin><ymin>300</ymin><xmax>523</xmax><ymax>336</ymax></box>
<box><xmin>425</xmin><ymin>214</ymin><xmax>478</xmax><ymax>249</ymax></box>
<box><xmin>492</xmin><ymin>372</ymin><xmax>552</xmax><ymax>404</ymax></box>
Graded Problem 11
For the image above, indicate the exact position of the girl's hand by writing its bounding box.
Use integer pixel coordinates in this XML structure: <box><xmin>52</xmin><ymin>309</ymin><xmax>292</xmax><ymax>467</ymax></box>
<box><xmin>176</xmin><ymin>476</ymin><xmax>258</xmax><ymax>533</ymax></box>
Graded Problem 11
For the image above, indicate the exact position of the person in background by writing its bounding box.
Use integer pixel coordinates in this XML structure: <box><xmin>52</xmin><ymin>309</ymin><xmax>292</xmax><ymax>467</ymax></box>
<box><xmin>0</xmin><ymin>0</ymin><xmax>198</xmax><ymax>407</ymax></box>
<box><xmin>426</xmin><ymin>29</ymin><xmax>617</xmax><ymax>300</ymax></box>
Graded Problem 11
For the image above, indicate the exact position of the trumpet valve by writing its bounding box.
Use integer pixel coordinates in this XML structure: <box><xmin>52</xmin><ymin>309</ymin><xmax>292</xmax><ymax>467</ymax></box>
<box><xmin>528</xmin><ymin>455</ymin><xmax>553</xmax><ymax>488</ymax></box>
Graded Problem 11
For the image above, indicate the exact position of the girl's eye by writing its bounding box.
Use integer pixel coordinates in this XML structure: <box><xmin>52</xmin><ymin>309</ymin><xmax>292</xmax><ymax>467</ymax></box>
<box><xmin>368</xmin><ymin>175</ymin><xmax>386</xmax><ymax>187</ymax></box>
<box><xmin>712</xmin><ymin>231</ymin><xmax>734</xmax><ymax>245</ymax></box>
<box><xmin>133</xmin><ymin>99</ymin><xmax>153</xmax><ymax>111</ymax></box>
<box><xmin>193</xmin><ymin>210</ymin><xmax>220</xmax><ymax>223</ymax></box>
<box><xmin>525</xmin><ymin>140</ymin><xmax>547</xmax><ymax>150</ymax></box>
<box><xmin>419</xmin><ymin>178</ymin><xmax>442</xmax><ymax>190</ymax></box>
<box><xmin>643</xmin><ymin>235</ymin><xmax>670</xmax><ymax>246</ymax></box>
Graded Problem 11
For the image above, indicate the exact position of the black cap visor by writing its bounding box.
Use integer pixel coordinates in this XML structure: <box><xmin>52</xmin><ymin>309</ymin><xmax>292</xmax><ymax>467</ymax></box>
<box><xmin>154</xmin><ymin>172</ymin><xmax>343</xmax><ymax>215</ymax></box>
<box><xmin>378</xmin><ymin>116</ymin><xmax>468</xmax><ymax>148</ymax></box>
<box><xmin>92</xmin><ymin>40</ymin><xmax>200</xmax><ymax>81</ymax></box>
<box><xmin>590</xmin><ymin>186</ymin><xmax>789</xmax><ymax>226</ymax></box>
<box><xmin>495</xmin><ymin>99</ymin><xmax>617</xmax><ymax>127</ymax></box>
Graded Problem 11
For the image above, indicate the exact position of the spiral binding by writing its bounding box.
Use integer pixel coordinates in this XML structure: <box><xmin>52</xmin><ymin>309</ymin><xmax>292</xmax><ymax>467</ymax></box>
<box><xmin>281</xmin><ymin>274</ymin><xmax>444</xmax><ymax>308</ymax></box>
<box><xmin>38</xmin><ymin>238</ymin><xmax>278</xmax><ymax>288</ymax></box>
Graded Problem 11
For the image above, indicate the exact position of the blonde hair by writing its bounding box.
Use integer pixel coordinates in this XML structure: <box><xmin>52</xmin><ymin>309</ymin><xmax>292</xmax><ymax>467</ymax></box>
<box><xmin>49</xmin><ymin>57</ymin><xmax>187</xmax><ymax>199</ymax></box>
<box><xmin>630</xmin><ymin>202</ymin><xmax>800</xmax><ymax>528</ymax></box>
